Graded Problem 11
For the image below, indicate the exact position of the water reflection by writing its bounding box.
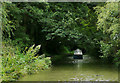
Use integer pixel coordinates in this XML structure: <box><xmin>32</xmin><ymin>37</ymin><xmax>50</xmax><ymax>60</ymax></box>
<box><xmin>19</xmin><ymin>60</ymin><xmax>118</xmax><ymax>81</ymax></box>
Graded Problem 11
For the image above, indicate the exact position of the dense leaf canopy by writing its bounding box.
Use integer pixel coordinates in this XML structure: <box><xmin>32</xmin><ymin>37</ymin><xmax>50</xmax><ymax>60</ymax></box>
<box><xmin>2</xmin><ymin>2</ymin><xmax>120</xmax><ymax>64</ymax></box>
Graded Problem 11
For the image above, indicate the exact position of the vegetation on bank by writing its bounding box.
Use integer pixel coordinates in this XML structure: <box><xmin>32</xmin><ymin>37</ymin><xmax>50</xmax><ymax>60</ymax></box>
<box><xmin>2</xmin><ymin>40</ymin><xmax>51</xmax><ymax>81</ymax></box>
<box><xmin>0</xmin><ymin>2</ymin><xmax>120</xmax><ymax>81</ymax></box>
<box><xmin>95</xmin><ymin>3</ymin><xmax>120</xmax><ymax>65</ymax></box>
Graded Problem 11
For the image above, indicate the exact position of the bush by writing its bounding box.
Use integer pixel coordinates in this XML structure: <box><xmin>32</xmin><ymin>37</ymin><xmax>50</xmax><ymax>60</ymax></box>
<box><xmin>99</xmin><ymin>40</ymin><xmax>120</xmax><ymax>65</ymax></box>
<box><xmin>2</xmin><ymin>43</ymin><xmax>51</xmax><ymax>81</ymax></box>
<box><xmin>114</xmin><ymin>49</ymin><xmax>120</xmax><ymax>66</ymax></box>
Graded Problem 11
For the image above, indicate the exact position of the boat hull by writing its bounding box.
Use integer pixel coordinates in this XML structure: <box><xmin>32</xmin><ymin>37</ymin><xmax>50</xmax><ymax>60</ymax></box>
<box><xmin>73</xmin><ymin>55</ymin><xmax>83</xmax><ymax>59</ymax></box>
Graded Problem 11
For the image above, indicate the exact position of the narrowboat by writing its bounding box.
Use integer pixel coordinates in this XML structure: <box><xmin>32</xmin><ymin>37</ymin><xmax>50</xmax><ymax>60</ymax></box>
<box><xmin>73</xmin><ymin>49</ymin><xmax>83</xmax><ymax>59</ymax></box>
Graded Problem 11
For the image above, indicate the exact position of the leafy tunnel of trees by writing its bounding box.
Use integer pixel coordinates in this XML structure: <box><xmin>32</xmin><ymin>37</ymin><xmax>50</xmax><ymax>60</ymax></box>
<box><xmin>2</xmin><ymin>2</ymin><xmax>120</xmax><ymax>65</ymax></box>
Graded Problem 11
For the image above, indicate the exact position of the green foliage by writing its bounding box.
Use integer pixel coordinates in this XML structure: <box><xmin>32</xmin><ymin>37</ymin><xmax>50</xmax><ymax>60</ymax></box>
<box><xmin>2</xmin><ymin>43</ymin><xmax>51</xmax><ymax>81</ymax></box>
<box><xmin>114</xmin><ymin>49</ymin><xmax>120</xmax><ymax>66</ymax></box>
<box><xmin>40</xmin><ymin>3</ymin><xmax>95</xmax><ymax>41</ymax></box>
<box><xmin>2</xmin><ymin>2</ymin><xmax>103</xmax><ymax>64</ymax></box>
<box><xmin>95</xmin><ymin>3</ymin><xmax>119</xmax><ymax>38</ymax></box>
<box><xmin>99</xmin><ymin>41</ymin><xmax>113</xmax><ymax>60</ymax></box>
<box><xmin>2</xmin><ymin>2</ymin><xmax>120</xmax><ymax>82</ymax></box>
<box><xmin>95</xmin><ymin>2</ymin><xmax>120</xmax><ymax>65</ymax></box>
<box><xmin>2</xmin><ymin>3</ymin><xmax>16</xmax><ymax>38</ymax></box>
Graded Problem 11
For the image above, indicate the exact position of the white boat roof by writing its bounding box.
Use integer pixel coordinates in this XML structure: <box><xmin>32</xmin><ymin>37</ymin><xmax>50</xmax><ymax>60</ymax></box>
<box><xmin>74</xmin><ymin>49</ymin><xmax>82</xmax><ymax>55</ymax></box>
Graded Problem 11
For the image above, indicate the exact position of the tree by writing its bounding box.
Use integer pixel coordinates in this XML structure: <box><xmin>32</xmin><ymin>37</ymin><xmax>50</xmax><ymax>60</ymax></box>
<box><xmin>2</xmin><ymin>2</ymin><xmax>102</xmax><ymax>61</ymax></box>
<box><xmin>95</xmin><ymin>2</ymin><xmax>120</xmax><ymax>65</ymax></box>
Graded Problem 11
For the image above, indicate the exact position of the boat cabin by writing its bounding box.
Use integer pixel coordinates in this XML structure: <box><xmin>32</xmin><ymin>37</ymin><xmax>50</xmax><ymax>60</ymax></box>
<box><xmin>73</xmin><ymin>49</ymin><xmax>83</xmax><ymax>59</ymax></box>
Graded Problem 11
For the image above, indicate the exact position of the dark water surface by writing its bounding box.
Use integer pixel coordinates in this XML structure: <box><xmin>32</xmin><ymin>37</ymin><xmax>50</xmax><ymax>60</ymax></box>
<box><xmin>19</xmin><ymin>60</ymin><xmax>118</xmax><ymax>81</ymax></box>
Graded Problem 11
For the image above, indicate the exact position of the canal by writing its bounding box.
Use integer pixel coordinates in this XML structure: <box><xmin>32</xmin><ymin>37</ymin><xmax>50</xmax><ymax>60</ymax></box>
<box><xmin>19</xmin><ymin>59</ymin><xmax>118</xmax><ymax>81</ymax></box>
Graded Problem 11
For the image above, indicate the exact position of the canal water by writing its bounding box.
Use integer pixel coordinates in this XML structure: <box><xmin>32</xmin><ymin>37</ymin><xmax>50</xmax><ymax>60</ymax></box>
<box><xmin>19</xmin><ymin>59</ymin><xmax>118</xmax><ymax>81</ymax></box>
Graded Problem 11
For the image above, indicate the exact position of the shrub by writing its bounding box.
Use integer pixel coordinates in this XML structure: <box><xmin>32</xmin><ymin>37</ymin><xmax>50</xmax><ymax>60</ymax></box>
<box><xmin>2</xmin><ymin>43</ymin><xmax>51</xmax><ymax>81</ymax></box>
